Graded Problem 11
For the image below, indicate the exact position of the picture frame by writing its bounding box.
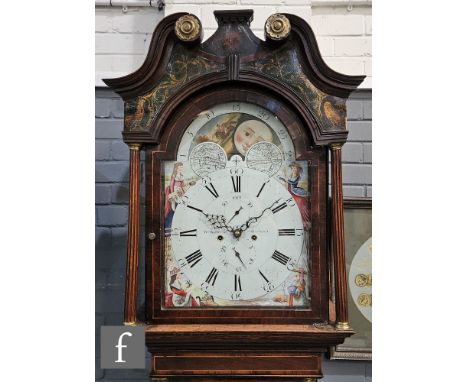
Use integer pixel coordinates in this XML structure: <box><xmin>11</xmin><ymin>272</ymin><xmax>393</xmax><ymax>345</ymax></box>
<box><xmin>329</xmin><ymin>197</ymin><xmax>372</xmax><ymax>360</ymax></box>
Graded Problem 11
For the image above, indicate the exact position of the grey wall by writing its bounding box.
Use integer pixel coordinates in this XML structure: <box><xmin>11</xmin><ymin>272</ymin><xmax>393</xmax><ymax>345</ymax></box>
<box><xmin>95</xmin><ymin>88</ymin><xmax>372</xmax><ymax>382</ymax></box>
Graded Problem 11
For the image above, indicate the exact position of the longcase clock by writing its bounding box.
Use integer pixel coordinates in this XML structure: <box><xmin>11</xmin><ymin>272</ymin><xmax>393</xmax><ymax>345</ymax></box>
<box><xmin>104</xmin><ymin>9</ymin><xmax>364</xmax><ymax>381</ymax></box>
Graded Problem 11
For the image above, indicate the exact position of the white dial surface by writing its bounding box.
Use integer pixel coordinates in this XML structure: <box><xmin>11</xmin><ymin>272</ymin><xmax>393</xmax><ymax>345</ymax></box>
<box><xmin>171</xmin><ymin>166</ymin><xmax>304</xmax><ymax>301</ymax></box>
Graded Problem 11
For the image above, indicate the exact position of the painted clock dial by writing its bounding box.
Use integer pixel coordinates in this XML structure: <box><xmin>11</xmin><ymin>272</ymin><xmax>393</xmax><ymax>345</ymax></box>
<box><xmin>171</xmin><ymin>165</ymin><xmax>304</xmax><ymax>301</ymax></box>
<box><xmin>163</xmin><ymin>102</ymin><xmax>312</xmax><ymax>308</ymax></box>
<box><xmin>177</xmin><ymin>102</ymin><xmax>295</xmax><ymax>162</ymax></box>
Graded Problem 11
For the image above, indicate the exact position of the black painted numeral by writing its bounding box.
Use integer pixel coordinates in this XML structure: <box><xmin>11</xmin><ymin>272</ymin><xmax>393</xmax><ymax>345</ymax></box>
<box><xmin>256</xmin><ymin>182</ymin><xmax>266</xmax><ymax>198</ymax></box>
<box><xmin>185</xmin><ymin>250</ymin><xmax>203</xmax><ymax>268</ymax></box>
<box><xmin>205</xmin><ymin>183</ymin><xmax>219</xmax><ymax>198</ymax></box>
<box><xmin>231</xmin><ymin>175</ymin><xmax>241</xmax><ymax>193</ymax></box>
<box><xmin>234</xmin><ymin>274</ymin><xmax>242</xmax><ymax>291</ymax></box>
<box><xmin>180</xmin><ymin>229</ymin><xmax>197</xmax><ymax>237</ymax></box>
<box><xmin>272</xmin><ymin>250</ymin><xmax>290</xmax><ymax>266</ymax></box>
<box><xmin>278</xmin><ymin>228</ymin><xmax>295</xmax><ymax>236</ymax></box>
<box><xmin>206</xmin><ymin>267</ymin><xmax>219</xmax><ymax>286</ymax></box>
<box><xmin>187</xmin><ymin>205</ymin><xmax>203</xmax><ymax>213</ymax></box>
<box><xmin>258</xmin><ymin>269</ymin><xmax>270</xmax><ymax>283</ymax></box>
<box><xmin>272</xmin><ymin>202</ymin><xmax>287</xmax><ymax>214</ymax></box>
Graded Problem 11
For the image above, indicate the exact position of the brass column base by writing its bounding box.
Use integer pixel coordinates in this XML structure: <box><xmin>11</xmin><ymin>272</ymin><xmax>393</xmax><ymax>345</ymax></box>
<box><xmin>335</xmin><ymin>321</ymin><xmax>352</xmax><ymax>330</ymax></box>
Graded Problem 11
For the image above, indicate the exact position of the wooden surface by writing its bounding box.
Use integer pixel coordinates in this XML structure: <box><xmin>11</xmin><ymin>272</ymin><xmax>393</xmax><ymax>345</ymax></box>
<box><xmin>103</xmin><ymin>10</ymin><xmax>365</xmax><ymax>145</ymax></box>
<box><xmin>330</xmin><ymin>145</ymin><xmax>348</xmax><ymax>326</ymax></box>
<box><xmin>145</xmin><ymin>324</ymin><xmax>350</xmax><ymax>380</ymax></box>
<box><xmin>123</xmin><ymin>144</ymin><xmax>141</xmax><ymax>324</ymax></box>
<box><xmin>152</xmin><ymin>352</ymin><xmax>321</xmax><ymax>378</ymax></box>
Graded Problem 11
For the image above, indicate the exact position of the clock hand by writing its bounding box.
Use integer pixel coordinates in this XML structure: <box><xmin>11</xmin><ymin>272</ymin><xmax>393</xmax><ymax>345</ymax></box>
<box><xmin>206</xmin><ymin>213</ymin><xmax>232</xmax><ymax>230</ymax></box>
<box><xmin>233</xmin><ymin>249</ymin><xmax>247</xmax><ymax>269</ymax></box>
<box><xmin>227</xmin><ymin>206</ymin><xmax>243</xmax><ymax>224</ymax></box>
<box><xmin>239</xmin><ymin>198</ymin><xmax>281</xmax><ymax>231</ymax></box>
<box><xmin>188</xmin><ymin>206</ymin><xmax>231</xmax><ymax>231</ymax></box>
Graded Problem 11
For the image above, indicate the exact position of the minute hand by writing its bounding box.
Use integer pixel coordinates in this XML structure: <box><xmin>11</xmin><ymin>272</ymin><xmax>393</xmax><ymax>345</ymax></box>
<box><xmin>240</xmin><ymin>199</ymin><xmax>281</xmax><ymax>231</ymax></box>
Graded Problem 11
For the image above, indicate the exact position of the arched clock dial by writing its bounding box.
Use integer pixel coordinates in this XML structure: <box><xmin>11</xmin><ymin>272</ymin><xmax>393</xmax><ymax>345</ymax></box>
<box><xmin>176</xmin><ymin>102</ymin><xmax>296</xmax><ymax>163</ymax></box>
<box><xmin>171</xmin><ymin>166</ymin><xmax>304</xmax><ymax>301</ymax></box>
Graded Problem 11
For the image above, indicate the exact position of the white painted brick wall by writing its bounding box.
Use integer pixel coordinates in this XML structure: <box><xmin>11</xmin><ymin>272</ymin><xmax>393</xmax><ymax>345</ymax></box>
<box><xmin>95</xmin><ymin>1</ymin><xmax>372</xmax><ymax>87</ymax></box>
<box><xmin>95</xmin><ymin>6</ymin><xmax>164</xmax><ymax>85</ymax></box>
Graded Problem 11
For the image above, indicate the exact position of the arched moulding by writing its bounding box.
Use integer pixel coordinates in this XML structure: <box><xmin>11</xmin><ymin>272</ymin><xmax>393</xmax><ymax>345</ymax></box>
<box><xmin>152</xmin><ymin>84</ymin><xmax>314</xmax><ymax>161</ymax></box>
<box><xmin>123</xmin><ymin>73</ymin><xmax>348</xmax><ymax>149</ymax></box>
<box><xmin>104</xmin><ymin>10</ymin><xmax>364</xmax><ymax>146</ymax></box>
<box><xmin>285</xmin><ymin>13</ymin><xmax>365</xmax><ymax>97</ymax></box>
<box><xmin>103</xmin><ymin>13</ymin><xmax>190</xmax><ymax>100</ymax></box>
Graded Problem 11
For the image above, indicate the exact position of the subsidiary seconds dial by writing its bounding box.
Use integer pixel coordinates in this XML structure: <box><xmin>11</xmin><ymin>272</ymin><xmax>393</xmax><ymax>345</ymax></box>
<box><xmin>171</xmin><ymin>166</ymin><xmax>304</xmax><ymax>301</ymax></box>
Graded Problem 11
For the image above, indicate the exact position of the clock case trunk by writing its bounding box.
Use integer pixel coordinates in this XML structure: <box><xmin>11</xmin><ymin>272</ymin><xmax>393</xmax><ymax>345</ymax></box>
<box><xmin>103</xmin><ymin>9</ymin><xmax>364</xmax><ymax>381</ymax></box>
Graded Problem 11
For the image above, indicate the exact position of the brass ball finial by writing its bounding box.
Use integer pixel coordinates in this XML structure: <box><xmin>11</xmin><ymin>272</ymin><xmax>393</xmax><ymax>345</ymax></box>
<box><xmin>265</xmin><ymin>14</ymin><xmax>291</xmax><ymax>41</ymax></box>
<box><xmin>175</xmin><ymin>14</ymin><xmax>202</xmax><ymax>42</ymax></box>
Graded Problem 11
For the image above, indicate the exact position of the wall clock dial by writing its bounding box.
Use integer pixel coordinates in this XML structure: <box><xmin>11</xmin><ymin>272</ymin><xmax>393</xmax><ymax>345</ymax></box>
<box><xmin>171</xmin><ymin>165</ymin><xmax>304</xmax><ymax>301</ymax></box>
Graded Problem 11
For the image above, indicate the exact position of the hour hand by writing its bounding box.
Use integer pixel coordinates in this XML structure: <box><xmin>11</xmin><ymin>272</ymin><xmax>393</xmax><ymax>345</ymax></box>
<box><xmin>234</xmin><ymin>249</ymin><xmax>247</xmax><ymax>269</ymax></box>
<box><xmin>227</xmin><ymin>206</ymin><xmax>243</xmax><ymax>224</ymax></box>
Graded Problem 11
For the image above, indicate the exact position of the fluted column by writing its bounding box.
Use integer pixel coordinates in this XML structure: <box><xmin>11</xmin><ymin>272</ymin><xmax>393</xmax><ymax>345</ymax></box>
<box><xmin>124</xmin><ymin>143</ymin><xmax>141</xmax><ymax>326</ymax></box>
<box><xmin>330</xmin><ymin>143</ymin><xmax>351</xmax><ymax>330</ymax></box>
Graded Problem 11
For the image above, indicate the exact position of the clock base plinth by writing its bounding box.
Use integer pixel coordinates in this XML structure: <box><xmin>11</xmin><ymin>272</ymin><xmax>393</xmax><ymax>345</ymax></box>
<box><xmin>146</xmin><ymin>324</ymin><xmax>353</xmax><ymax>381</ymax></box>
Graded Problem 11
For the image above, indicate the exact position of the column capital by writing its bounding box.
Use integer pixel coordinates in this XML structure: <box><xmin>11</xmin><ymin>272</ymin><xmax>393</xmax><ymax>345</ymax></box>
<box><xmin>329</xmin><ymin>143</ymin><xmax>343</xmax><ymax>150</ymax></box>
<box><xmin>128</xmin><ymin>143</ymin><xmax>142</xmax><ymax>151</ymax></box>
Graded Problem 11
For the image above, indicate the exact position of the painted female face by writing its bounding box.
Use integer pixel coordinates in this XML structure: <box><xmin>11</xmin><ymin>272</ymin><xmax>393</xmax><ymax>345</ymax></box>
<box><xmin>290</xmin><ymin>166</ymin><xmax>299</xmax><ymax>178</ymax></box>
<box><xmin>176</xmin><ymin>164</ymin><xmax>183</xmax><ymax>176</ymax></box>
<box><xmin>234</xmin><ymin>120</ymin><xmax>273</xmax><ymax>155</ymax></box>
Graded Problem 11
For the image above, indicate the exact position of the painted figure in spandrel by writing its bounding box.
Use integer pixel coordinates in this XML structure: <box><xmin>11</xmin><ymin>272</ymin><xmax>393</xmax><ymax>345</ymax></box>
<box><xmin>279</xmin><ymin>162</ymin><xmax>311</xmax><ymax>230</ymax></box>
<box><xmin>164</xmin><ymin>162</ymin><xmax>195</xmax><ymax>229</ymax></box>
<box><xmin>165</xmin><ymin>267</ymin><xmax>199</xmax><ymax>307</ymax></box>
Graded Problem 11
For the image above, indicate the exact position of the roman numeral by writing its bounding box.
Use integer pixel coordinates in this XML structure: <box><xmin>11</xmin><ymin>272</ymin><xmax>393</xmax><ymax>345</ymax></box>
<box><xmin>256</xmin><ymin>182</ymin><xmax>266</xmax><ymax>198</ymax></box>
<box><xmin>180</xmin><ymin>229</ymin><xmax>197</xmax><ymax>237</ymax></box>
<box><xmin>272</xmin><ymin>202</ymin><xmax>287</xmax><ymax>214</ymax></box>
<box><xmin>185</xmin><ymin>250</ymin><xmax>203</xmax><ymax>268</ymax></box>
<box><xmin>205</xmin><ymin>267</ymin><xmax>219</xmax><ymax>286</ymax></box>
<box><xmin>278</xmin><ymin>228</ymin><xmax>296</xmax><ymax>236</ymax></box>
<box><xmin>234</xmin><ymin>274</ymin><xmax>242</xmax><ymax>291</ymax></box>
<box><xmin>205</xmin><ymin>183</ymin><xmax>219</xmax><ymax>198</ymax></box>
<box><xmin>258</xmin><ymin>269</ymin><xmax>269</xmax><ymax>283</ymax></box>
<box><xmin>187</xmin><ymin>205</ymin><xmax>203</xmax><ymax>213</ymax></box>
<box><xmin>272</xmin><ymin>250</ymin><xmax>290</xmax><ymax>266</ymax></box>
<box><xmin>231</xmin><ymin>175</ymin><xmax>241</xmax><ymax>192</ymax></box>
